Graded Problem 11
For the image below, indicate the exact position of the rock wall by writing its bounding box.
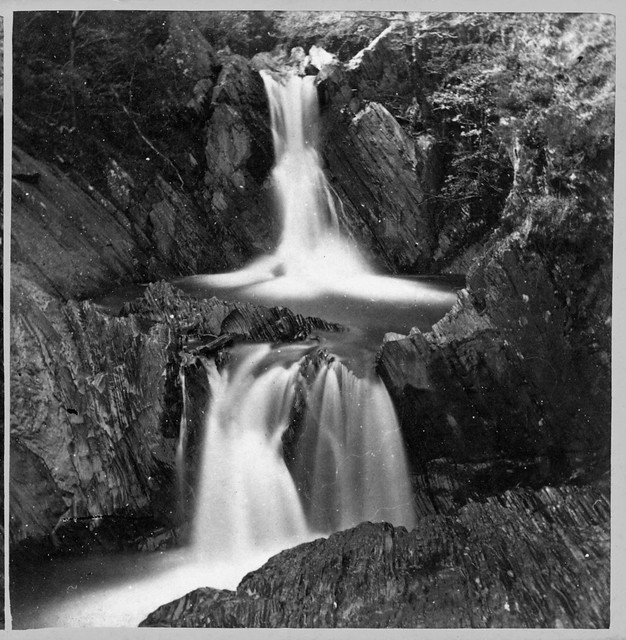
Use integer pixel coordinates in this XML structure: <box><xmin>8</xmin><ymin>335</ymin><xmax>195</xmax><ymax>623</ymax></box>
<box><xmin>10</xmin><ymin>274</ymin><xmax>178</xmax><ymax>549</ymax></box>
<box><xmin>378</xmin><ymin>220</ymin><xmax>611</xmax><ymax>511</ymax></box>
<box><xmin>323</xmin><ymin>102</ymin><xmax>434</xmax><ymax>272</ymax></box>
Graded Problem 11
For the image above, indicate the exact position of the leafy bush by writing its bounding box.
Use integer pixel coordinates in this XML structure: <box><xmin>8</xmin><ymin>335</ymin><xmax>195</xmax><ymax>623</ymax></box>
<box><xmin>407</xmin><ymin>12</ymin><xmax>614</xmax><ymax>262</ymax></box>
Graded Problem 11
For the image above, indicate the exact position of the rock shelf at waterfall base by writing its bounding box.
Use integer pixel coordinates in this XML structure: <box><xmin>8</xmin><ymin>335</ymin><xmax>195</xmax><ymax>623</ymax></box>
<box><xmin>140</xmin><ymin>482</ymin><xmax>609</xmax><ymax>628</ymax></box>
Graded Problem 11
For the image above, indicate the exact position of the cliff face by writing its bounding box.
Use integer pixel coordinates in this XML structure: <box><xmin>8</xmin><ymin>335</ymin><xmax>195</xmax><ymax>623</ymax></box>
<box><xmin>378</xmin><ymin>220</ymin><xmax>610</xmax><ymax>510</ymax></box>
<box><xmin>10</xmin><ymin>275</ymin><xmax>177</xmax><ymax>548</ymax></box>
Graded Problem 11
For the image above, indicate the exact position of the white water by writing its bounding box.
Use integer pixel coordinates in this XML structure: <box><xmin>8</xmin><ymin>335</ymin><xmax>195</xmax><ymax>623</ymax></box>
<box><xmin>191</xmin><ymin>344</ymin><xmax>311</xmax><ymax>560</ymax></box>
<box><xmin>189</xmin><ymin>338</ymin><xmax>417</xmax><ymax>564</ymax></box>
<box><xmin>199</xmin><ymin>71</ymin><xmax>452</xmax><ymax>306</ymax></box>
<box><xmin>293</xmin><ymin>360</ymin><xmax>416</xmax><ymax>533</ymax></box>
<box><xmin>175</xmin><ymin>368</ymin><xmax>188</xmax><ymax>519</ymax></box>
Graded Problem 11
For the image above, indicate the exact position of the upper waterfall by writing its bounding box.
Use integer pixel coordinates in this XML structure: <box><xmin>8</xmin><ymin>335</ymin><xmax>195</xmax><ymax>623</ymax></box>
<box><xmin>199</xmin><ymin>68</ymin><xmax>455</xmax><ymax>307</ymax></box>
<box><xmin>261</xmin><ymin>71</ymin><xmax>361</xmax><ymax>279</ymax></box>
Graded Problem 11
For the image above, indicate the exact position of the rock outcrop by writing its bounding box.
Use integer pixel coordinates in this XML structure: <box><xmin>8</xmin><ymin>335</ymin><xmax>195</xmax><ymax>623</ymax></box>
<box><xmin>378</xmin><ymin>219</ymin><xmax>611</xmax><ymax>511</ymax></box>
<box><xmin>140</xmin><ymin>481</ymin><xmax>609</xmax><ymax>628</ymax></box>
<box><xmin>10</xmin><ymin>274</ymin><xmax>178</xmax><ymax>550</ymax></box>
<box><xmin>323</xmin><ymin>101</ymin><xmax>434</xmax><ymax>272</ymax></box>
<box><xmin>10</xmin><ymin>279</ymin><xmax>342</xmax><ymax>553</ymax></box>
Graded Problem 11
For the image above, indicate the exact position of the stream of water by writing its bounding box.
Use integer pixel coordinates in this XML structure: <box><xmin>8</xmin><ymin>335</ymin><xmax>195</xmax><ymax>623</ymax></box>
<box><xmin>12</xmin><ymin>68</ymin><xmax>460</xmax><ymax>629</ymax></box>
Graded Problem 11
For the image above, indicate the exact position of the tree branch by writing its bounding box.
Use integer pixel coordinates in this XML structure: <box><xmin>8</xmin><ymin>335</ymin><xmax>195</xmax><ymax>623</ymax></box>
<box><xmin>115</xmin><ymin>93</ymin><xmax>184</xmax><ymax>188</ymax></box>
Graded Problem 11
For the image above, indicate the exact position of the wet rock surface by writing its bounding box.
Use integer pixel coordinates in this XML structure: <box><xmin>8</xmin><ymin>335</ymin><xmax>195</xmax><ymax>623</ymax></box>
<box><xmin>323</xmin><ymin>101</ymin><xmax>433</xmax><ymax>272</ymax></box>
<box><xmin>140</xmin><ymin>481</ymin><xmax>609</xmax><ymax>628</ymax></box>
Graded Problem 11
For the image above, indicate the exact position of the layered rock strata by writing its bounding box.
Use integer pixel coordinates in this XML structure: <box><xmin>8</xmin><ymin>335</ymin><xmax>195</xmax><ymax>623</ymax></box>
<box><xmin>140</xmin><ymin>481</ymin><xmax>609</xmax><ymax>628</ymax></box>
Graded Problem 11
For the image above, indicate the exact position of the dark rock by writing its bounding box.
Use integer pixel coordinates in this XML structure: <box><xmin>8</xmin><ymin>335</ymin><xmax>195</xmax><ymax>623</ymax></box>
<box><xmin>200</xmin><ymin>55</ymin><xmax>276</xmax><ymax>260</ymax></box>
<box><xmin>10</xmin><ymin>273</ymin><xmax>179</xmax><ymax>550</ymax></box>
<box><xmin>11</xmin><ymin>148</ymin><xmax>154</xmax><ymax>300</ymax></box>
<box><xmin>219</xmin><ymin>304</ymin><xmax>342</xmax><ymax>343</ymax></box>
<box><xmin>13</xmin><ymin>171</ymin><xmax>40</xmax><ymax>184</ymax></box>
<box><xmin>10</xmin><ymin>440</ymin><xmax>69</xmax><ymax>544</ymax></box>
<box><xmin>377</xmin><ymin>227</ymin><xmax>611</xmax><ymax>502</ymax></box>
<box><xmin>11</xmin><ymin>147</ymin><xmax>238</xmax><ymax>301</ymax></box>
<box><xmin>140</xmin><ymin>482</ymin><xmax>609</xmax><ymax>628</ymax></box>
<box><xmin>121</xmin><ymin>280</ymin><xmax>343</xmax><ymax>343</ymax></box>
<box><xmin>323</xmin><ymin>101</ymin><xmax>434</xmax><ymax>272</ymax></box>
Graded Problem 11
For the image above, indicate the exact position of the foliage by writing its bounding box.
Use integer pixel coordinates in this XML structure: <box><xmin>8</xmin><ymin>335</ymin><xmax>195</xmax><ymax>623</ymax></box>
<box><xmin>407</xmin><ymin>12</ymin><xmax>614</xmax><ymax>262</ymax></box>
<box><xmin>191</xmin><ymin>11</ymin><xmax>278</xmax><ymax>57</ymax></box>
<box><xmin>13</xmin><ymin>11</ymin><xmax>203</xmax><ymax>193</ymax></box>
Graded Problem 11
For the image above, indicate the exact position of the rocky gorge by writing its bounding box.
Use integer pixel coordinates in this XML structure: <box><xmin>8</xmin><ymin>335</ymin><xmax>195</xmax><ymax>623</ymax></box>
<box><xmin>10</xmin><ymin>11</ymin><xmax>613</xmax><ymax>628</ymax></box>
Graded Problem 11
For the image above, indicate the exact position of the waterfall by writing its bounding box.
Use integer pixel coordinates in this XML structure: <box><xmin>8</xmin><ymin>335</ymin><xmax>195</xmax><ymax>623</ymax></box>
<box><xmin>175</xmin><ymin>368</ymin><xmax>188</xmax><ymax>520</ymax></box>
<box><xmin>191</xmin><ymin>346</ymin><xmax>417</xmax><ymax>559</ymax></box>
<box><xmin>189</xmin><ymin>68</ymin><xmax>424</xmax><ymax>560</ymax></box>
<box><xmin>191</xmin><ymin>344</ymin><xmax>310</xmax><ymax>560</ymax></box>
<box><xmin>200</xmin><ymin>69</ymin><xmax>452</xmax><ymax>306</ymax></box>
<box><xmin>292</xmin><ymin>359</ymin><xmax>416</xmax><ymax>533</ymax></box>
<box><xmin>260</xmin><ymin>71</ymin><xmax>367</xmax><ymax>281</ymax></box>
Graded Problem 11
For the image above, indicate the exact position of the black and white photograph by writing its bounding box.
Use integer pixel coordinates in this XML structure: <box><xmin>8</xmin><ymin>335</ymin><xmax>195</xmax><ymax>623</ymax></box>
<box><xmin>4</xmin><ymin>5</ymin><xmax>619</xmax><ymax>632</ymax></box>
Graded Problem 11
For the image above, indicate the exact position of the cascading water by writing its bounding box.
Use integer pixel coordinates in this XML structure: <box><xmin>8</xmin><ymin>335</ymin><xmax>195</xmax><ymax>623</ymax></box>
<box><xmin>292</xmin><ymin>359</ymin><xmax>416</xmax><ymax>533</ymax></box>
<box><xmin>14</xmin><ymin>61</ymin><xmax>460</xmax><ymax>629</ymax></box>
<box><xmin>188</xmin><ymin>69</ymin><xmax>430</xmax><ymax>560</ymax></box>
<box><xmin>191</xmin><ymin>344</ymin><xmax>309</xmax><ymax>560</ymax></box>
<box><xmin>175</xmin><ymin>367</ymin><xmax>188</xmax><ymax>519</ymax></box>
<box><xmin>190</xmin><ymin>339</ymin><xmax>417</xmax><ymax>561</ymax></box>
<box><xmin>261</xmin><ymin>71</ymin><xmax>367</xmax><ymax>281</ymax></box>
<box><xmin>201</xmin><ymin>70</ymin><xmax>449</xmax><ymax>305</ymax></box>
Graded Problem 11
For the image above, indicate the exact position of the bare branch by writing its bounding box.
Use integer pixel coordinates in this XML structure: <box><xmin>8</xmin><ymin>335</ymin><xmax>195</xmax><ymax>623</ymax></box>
<box><xmin>115</xmin><ymin>92</ymin><xmax>185</xmax><ymax>188</ymax></box>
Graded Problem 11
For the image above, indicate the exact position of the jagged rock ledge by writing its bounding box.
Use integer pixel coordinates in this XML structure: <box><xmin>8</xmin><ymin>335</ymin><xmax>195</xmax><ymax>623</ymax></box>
<box><xmin>140</xmin><ymin>481</ymin><xmax>609</xmax><ymax>628</ymax></box>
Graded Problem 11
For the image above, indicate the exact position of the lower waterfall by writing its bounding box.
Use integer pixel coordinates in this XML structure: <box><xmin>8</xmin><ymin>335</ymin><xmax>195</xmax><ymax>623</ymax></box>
<box><xmin>189</xmin><ymin>341</ymin><xmax>416</xmax><ymax>562</ymax></box>
<box><xmin>191</xmin><ymin>344</ymin><xmax>310</xmax><ymax>560</ymax></box>
<box><xmin>293</xmin><ymin>357</ymin><xmax>416</xmax><ymax>533</ymax></box>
